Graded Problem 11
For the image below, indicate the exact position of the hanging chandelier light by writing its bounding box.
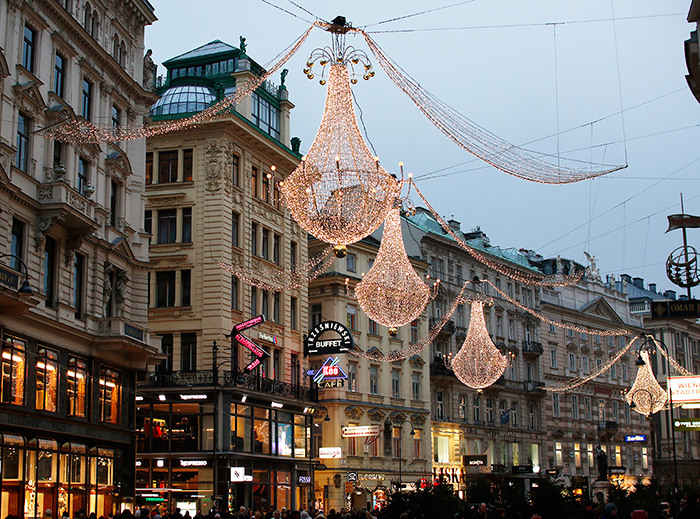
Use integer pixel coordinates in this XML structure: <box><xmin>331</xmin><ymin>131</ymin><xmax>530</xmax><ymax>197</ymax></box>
<box><xmin>354</xmin><ymin>207</ymin><xmax>437</xmax><ymax>337</ymax></box>
<box><xmin>450</xmin><ymin>299</ymin><xmax>508</xmax><ymax>389</ymax></box>
<box><xmin>280</xmin><ymin>27</ymin><xmax>399</xmax><ymax>257</ymax></box>
<box><xmin>625</xmin><ymin>349</ymin><xmax>667</xmax><ymax>416</ymax></box>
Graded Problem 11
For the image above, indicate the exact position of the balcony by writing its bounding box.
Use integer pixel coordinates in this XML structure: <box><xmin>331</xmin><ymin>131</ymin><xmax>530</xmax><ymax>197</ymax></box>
<box><xmin>598</xmin><ymin>421</ymin><xmax>619</xmax><ymax>430</ymax></box>
<box><xmin>37</xmin><ymin>180</ymin><xmax>100</xmax><ymax>236</ymax></box>
<box><xmin>521</xmin><ymin>341</ymin><xmax>544</xmax><ymax>355</ymax></box>
<box><xmin>430</xmin><ymin>358</ymin><xmax>456</xmax><ymax>378</ymax></box>
<box><xmin>430</xmin><ymin>318</ymin><xmax>456</xmax><ymax>336</ymax></box>
<box><xmin>524</xmin><ymin>380</ymin><xmax>546</xmax><ymax>393</ymax></box>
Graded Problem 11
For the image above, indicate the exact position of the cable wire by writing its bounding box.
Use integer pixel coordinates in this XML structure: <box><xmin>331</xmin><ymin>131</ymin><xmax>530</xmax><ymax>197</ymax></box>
<box><xmin>258</xmin><ymin>0</ymin><xmax>313</xmax><ymax>23</ymax></box>
<box><xmin>362</xmin><ymin>0</ymin><xmax>477</xmax><ymax>29</ymax></box>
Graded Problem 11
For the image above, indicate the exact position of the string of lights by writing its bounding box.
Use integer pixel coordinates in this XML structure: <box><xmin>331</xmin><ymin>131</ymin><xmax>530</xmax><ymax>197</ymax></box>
<box><xmin>361</xmin><ymin>30</ymin><xmax>625</xmax><ymax>184</ymax></box>
<box><xmin>483</xmin><ymin>279</ymin><xmax>631</xmax><ymax>336</ymax></box>
<box><xmin>447</xmin><ymin>299</ymin><xmax>508</xmax><ymax>389</ymax></box>
<box><xmin>347</xmin><ymin>280</ymin><xmax>474</xmax><ymax>362</ymax></box>
<box><xmin>625</xmin><ymin>350</ymin><xmax>667</xmax><ymax>416</ymax></box>
<box><xmin>646</xmin><ymin>335</ymin><xmax>693</xmax><ymax>376</ymax></box>
<box><xmin>411</xmin><ymin>181</ymin><xmax>584</xmax><ymax>287</ymax></box>
<box><xmin>217</xmin><ymin>245</ymin><xmax>335</xmax><ymax>292</ymax></box>
<box><xmin>546</xmin><ymin>336</ymin><xmax>639</xmax><ymax>392</ymax></box>
<box><xmin>352</xmin><ymin>208</ymin><xmax>437</xmax><ymax>336</ymax></box>
<box><xmin>280</xmin><ymin>57</ymin><xmax>399</xmax><ymax>255</ymax></box>
<box><xmin>43</xmin><ymin>24</ymin><xmax>318</xmax><ymax>144</ymax></box>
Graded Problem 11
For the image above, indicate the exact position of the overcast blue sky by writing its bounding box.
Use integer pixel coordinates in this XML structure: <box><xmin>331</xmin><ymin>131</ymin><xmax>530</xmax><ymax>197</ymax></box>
<box><xmin>145</xmin><ymin>0</ymin><xmax>700</xmax><ymax>295</ymax></box>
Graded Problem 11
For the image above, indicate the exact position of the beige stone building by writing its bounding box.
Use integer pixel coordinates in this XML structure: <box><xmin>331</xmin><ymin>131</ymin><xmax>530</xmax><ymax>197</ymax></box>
<box><xmin>307</xmin><ymin>231</ymin><xmax>431</xmax><ymax>513</ymax></box>
<box><xmin>136</xmin><ymin>41</ymin><xmax>316</xmax><ymax>514</ymax></box>
<box><xmin>0</xmin><ymin>0</ymin><xmax>158</xmax><ymax>515</ymax></box>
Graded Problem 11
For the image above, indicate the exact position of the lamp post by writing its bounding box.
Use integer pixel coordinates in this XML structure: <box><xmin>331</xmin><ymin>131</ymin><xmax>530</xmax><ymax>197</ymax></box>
<box><xmin>0</xmin><ymin>254</ymin><xmax>33</xmax><ymax>295</ymax></box>
<box><xmin>637</xmin><ymin>335</ymin><xmax>678</xmax><ymax>493</ymax></box>
<box><xmin>627</xmin><ymin>387</ymin><xmax>659</xmax><ymax>477</ymax></box>
<box><xmin>309</xmin><ymin>405</ymin><xmax>330</xmax><ymax>512</ymax></box>
<box><xmin>396</xmin><ymin>420</ymin><xmax>415</xmax><ymax>492</ymax></box>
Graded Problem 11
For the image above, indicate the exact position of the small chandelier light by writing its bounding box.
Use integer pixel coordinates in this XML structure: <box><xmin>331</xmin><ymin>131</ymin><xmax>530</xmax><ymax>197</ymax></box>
<box><xmin>354</xmin><ymin>208</ymin><xmax>436</xmax><ymax>336</ymax></box>
<box><xmin>450</xmin><ymin>299</ymin><xmax>508</xmax><ymax>389</ymax></box>
<box><xmin>280</xmin><ymin>36</ymin><xmax>399</xmax><ymax>256</ymax></box>
<box><xmin>625</xmin><ymin>350</ymin><xmax>667</xmax><ymax>416</ymax></box>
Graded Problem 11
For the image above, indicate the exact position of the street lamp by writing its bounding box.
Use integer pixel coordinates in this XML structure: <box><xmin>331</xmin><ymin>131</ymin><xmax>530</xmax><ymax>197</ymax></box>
<box><xmin>0</xmin><ymin>254</ymin><xmax>33</xmax><ymax>296</ymax></box>
<box><xmin>395</xmin><ymin>420</ymin><xmax>415</xmax><ymax>492</ymax></box>
<box><xmin>309</xmin><ymin>405</ymin><xmax>330</xmax><ymax>512</ymax></box>
<box><xmin>636</xmin><ymin>335</ymin><xmax>678</xmax><ymax>493</ymax></box>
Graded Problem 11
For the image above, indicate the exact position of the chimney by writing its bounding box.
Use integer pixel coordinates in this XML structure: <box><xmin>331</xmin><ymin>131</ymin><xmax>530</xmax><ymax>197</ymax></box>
<box><xmin>620</xmin><ymin>274</ymin><xmax>632</xmax><ymax>284</ymax></box>
<box><xmin>664</xmin><ymin>290</ymin><xmax>677</xmax><ymax>300</ymax></box>
<box><xmin>679</xmin><ymin>294</ymin><xmax>688</xmax><ymax>301</ymax></box>
<box><xmin>448</xmin><ymin>219</ymin><xmax>461</xmax><ymax>233</ymax></box>
<box><xmin>632</xmin><ymin>277</ymin><xmax>644</xmax><ymax>288</ymax></box>
<box><xmin>648</xmin><ymin>283</ymin><xmax>657</xmax><ymax>293</ymax></box>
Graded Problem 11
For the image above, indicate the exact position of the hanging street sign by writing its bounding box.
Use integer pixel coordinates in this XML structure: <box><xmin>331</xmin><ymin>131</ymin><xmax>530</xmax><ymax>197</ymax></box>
<box><xmin>228</xmin><ymin>315</ymin><xmax>269</xmax><ymax>372</ymax></box>
<box><xmin>304</xmin><ymin>321</ymin><xmax>354</xmax><ymax>356</ymax></box>
<box><xmin>666</xmin><ymin>214</ymin><xmax>700</xmax><ymax>232</ymax></box>
<box><xmin>312</xmin><ymin>357</ymin><xmax>348</xmax><ymax>389</ymax></box>
<box><xmin>668</xmin><ymin>376</ymin><xmax>700</xmax><ymax>404</ymax></box>
<box><xmin>650</xmin><ymin>300</ymin><xmax>700</xmax><ymax>319</ymax></box>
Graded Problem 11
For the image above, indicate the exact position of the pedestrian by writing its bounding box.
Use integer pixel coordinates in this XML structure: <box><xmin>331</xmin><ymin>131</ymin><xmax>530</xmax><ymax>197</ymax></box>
<box><xmin>602</xmin><ymin>504</ymin><xmax>618</xmax><ymax>519</ymax></box>
<box><xmin>43</xmin><ymin>509</ymin><xmax>53</xmax><ymax>519</ymax></box>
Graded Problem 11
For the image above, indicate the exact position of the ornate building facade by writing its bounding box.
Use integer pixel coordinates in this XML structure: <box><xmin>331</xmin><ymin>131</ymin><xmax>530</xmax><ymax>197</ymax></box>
<box><xmin>0</xmin><ymin>0</ymin><xmax>158</xmax><ymax>516</ymax></box>
<box><xmin>136</xmin><ymin>40</ymin><xmax>316</xmax><ymax>515</ymax></box>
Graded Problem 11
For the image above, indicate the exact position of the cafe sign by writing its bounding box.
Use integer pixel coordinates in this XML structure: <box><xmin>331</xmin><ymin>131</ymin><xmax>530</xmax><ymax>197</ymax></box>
<box><xmin>305</xmin><ymin>321</ymin><xmax>353</xmax><ymax>356</ymax></box>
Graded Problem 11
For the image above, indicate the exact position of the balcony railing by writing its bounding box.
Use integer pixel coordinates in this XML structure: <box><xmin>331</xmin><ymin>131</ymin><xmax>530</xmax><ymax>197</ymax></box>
<box><xmin>522</xmin><ymin>341</ymin><xmax>544</xmax><ymax>354</ymax></box>
<box><xmin>598</xmin><ymin>420</ymin><xmax>619</xmax><ymax>430</ymax></box>
<box><xmin>139</xmin><ymin>370</ymin><xmax>318</xmax><ymax>402</ymax></box>
<box><xmin>430</xmin><ymin>359</ymin><xmax>455</xmax><ymax>378</ymax></box>
<box><xmin>524</xmin><ymin>380</ymin><xmax>546</xmax><ymax>392</ymax></box>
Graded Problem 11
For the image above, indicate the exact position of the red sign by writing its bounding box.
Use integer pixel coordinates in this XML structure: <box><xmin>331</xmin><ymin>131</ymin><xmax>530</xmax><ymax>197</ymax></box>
<box><xmin>235</xmin><ymin>333</ymin><xmax>266</xmax><ymax>358</ymax></box>
<box><xmin>230</xmin><ymin>316</ymin><xmax>269</xmax><ymax>373</ymax></box>
<box><xmin>666</xmin><ymin>214</ymin><xmax>700</xmax><ymax>232</ymax></box>
<box><xmin>323</xmin><ymin>365</ymin><xmax>340</xmax><ymax>377</ymax></box>
<box><xmin>235</xmin><ymin>315</ymin><xmax>265</xmax><ymax>333</ymax></box>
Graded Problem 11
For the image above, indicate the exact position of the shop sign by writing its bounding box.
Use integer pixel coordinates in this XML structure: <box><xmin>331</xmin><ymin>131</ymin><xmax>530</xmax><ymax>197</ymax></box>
<box><xmin>319</xmin><ymin>447</ymin><xmax>342</xmax><ymax>459</ymax></box>
<box><xmin>674</xmin><ymin>419</ymin><xmax>700</xmax><ymax>431</ymax></box>
<box><xmin>609</xmin><ymin>467</ymin><xmax>626</xmax><ymax>475</ymax></box>
<box><xmin>318</xmin><ymin>379</ymin><xmax>344</xmax><ymax>389</ymax></box>
<box><xmin>512</xmin><ymin>465</ymin><xmax>533</xmax><ymax>474</ymax></box>
<box><xmin>180</xmin><ymin>394</ymin><xmax>208</xmax><ymax>401</ymax></box>
<box><xmin>651</xmin><ymin>299</ymin><xmax>700</xmax><ymax>319</ymax></box>
<box><xmin>668</xmin><ymin>376</ymin><xmax>700</xmax><ymax>404</ymax></box>
<box><xmin>230</xmin><ymin>467</ymin><xmax>253</xmax><ymax>482</ymax></box>
<box><xmin>298</xmin><ymin>475</ymin><xmax>311</xmax><ymax>485</ymax></box>
<box><xmin>305</xmin><ymin>321</ymin><xmax>354</xmax><ymax>356</ymax></box>
<box><xmin>294</xmin><ymin>448</ymin><xmax>306</xmax><ymax>457</ymax></box>
<box><xmin>572</xmin><ymin>476</ymin><xmax>589</xmax><ymax>488</ymax></box>
<box><xmin>259</xmin><ymin>331</ymin><xmax>280</xmax><ymax>345</ymax></box>
<box><xmin>313</xmin><ymin>357</ymin><xmax>348</xmax><ymax>389</ymax></box>
<box><xmin>347</xmin><ymin>470</ymin><xmax>359</xmax><ymax>482</ymax></box>
<box><xmin>342</xmin><ymin>425</ymin><xmax>380</xmax><ymax>438</ymax></box>
<box><xmin>230</xmin><ymin>315</ymin><xmax>269</xmax><ymax>372</ymax></box>
<box><xmin>179</xmin><ymin>459</ymin><xmax>208</xmax><ymax>467</ymax></box>
<box><xmin>624</xmin><ymin>435</ymin><xmax>647</xmax><ymax>443</ymax></box>
<box><xmin>463</xmin><ymin>455</ymin><xmax>487</xmax><ymax>467</ymax></box>
<box><xmin>0</xmin><ymin>266</ymin><xmax>19</xmax><ymax>290</ymax></box>
<box><xmin>359</xmin><ymin>473</ymin><xmax>384</xmax><ymax>481</ymax></box>
<box><xmin>344</xmin><ymin>482</ymin><xmax>354</xmax><ymax>494</ymax></box>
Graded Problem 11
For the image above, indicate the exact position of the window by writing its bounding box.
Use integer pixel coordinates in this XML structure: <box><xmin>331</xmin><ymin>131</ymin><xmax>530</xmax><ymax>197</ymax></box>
<box><xmin>574</xmin><ymin>443</ymin><xmax>581</xmax><ymax>467</ymax></box>
<box><xmin>391</xmin><ymin>369</ymin><xmax>400</xmax><ymax>398</ymax></box>
<box><xmin>231</xmin><ymin>212</ymin><xmax>240</xmax><ymax>247</ymax></box>
<box><xmin>99</xmin><ymin>367</ymin><xmax>120</xmax><ymax>424</ymax></box>
<box><xmin>569</xmin><ymin>352</ymin><xmax>577</xmax><ymax>372</ymax></box>
<box><xmin>368</xmin><ymin>319</ymin><xmax>379</xmax><ymax>335</ymax></box>
<box><xmin>369</xmin><ymin>365</ymin><xmax>379</xmax><ymax>395</ymax></box>
<box><xmin>612</xmin><ymin>401</ymin><xmax>619</xmax><ymax>421</ymax></box>
<box><xmin>511</xmin><ymin>402</ymin><xmax>518</xmax><ymax>428</ymax></box>
<box><xmin>261</xmin><ymin>229</ymin><xmax>269</xmax><ymax>260</ymax></box>
<box><xmin>411</xmin><ymin>321</ymin><xmax>419</xmax><ymax>343</ymax></box>
<box><xmin>549</xmin><ymin>323</ymin><xmax>556</xmax><ymax>333</ymax></box>
<box><xmin>496</xmin><ymin>315</ymin><xmax>503</xmax><ymax>337</ymax></box>
<box><xmin>554</xmin><ymin>441</ymin><xmax>562</xmax><ymax>466</ymax></box>
<box><xmin>67</xmin><ymin>357</ymin><xmax>87</xmax><ymax>417</ymax></box>
<box><xmin>251</xmin><ymin>223</ymin><xmax>258</xmax><ymax>255</ymax></box>
<box><xmin>158</xmin><ymin>151</ymin><xmax>178</xmax><ymax>183</ymax></box>
<box><xmin>182</xmin><ymin>208</ymin><xmax>192</xmax><ymax>242</ymax></box>
<box><xmin>346</xmin><ymin>304</ymin><xmax>357</xmax><ymax>330</ymax></box>
<box><xmin>251</xmin><ymin>287</ymin><xmax>257</xmax><ymax>315</ymax></box>
<box><xmin>392</xmin><ymin>428</ymin><xmax>401</xmax><ymax>458</ymax></box>
<box><xmin>157</xmin><ymin>334</ymin><xmax>173</xmax><ymax>373</ymax></box>
<box><xmin>414</xmin><ymin>429</ymin><xmax>422</xmax><ymax>459</ymax></box>
<box><xmin>16</xmin><ymin>113</ymin><xmax>30</xmax><ymax>172</ymax></box>
<box><xmin>566</xmin><ymin>328</ymin><xmax>574</xmax><ymax>338</ymax></box>
<box><xmin>550</xmin><ymin>349</ymin><xmax>557</xmax><ymax>369</ymax></box>
<box><xmin>73</xmin><ymin>253</ymin><xmax>85</xmax><ymax>318</ymax></box>
<box><xmin>181</xmin><ymin>333</ymin><xmax>197</xmax><ymax>372</ymax></box>
<box><xmin>508</xmin><ymin>319</ymin><xmax>515</xmax><ymax>340</ymax></box>
<box><xmin>36</xmin><ymin>348</ymin><xmax>59</xmax><ymax>412</ymax></box>
<box><xmin>273</xmin><ymin>234</ymin><xmax>280</xmax><ymax>265</ymax></box>
<box><xmin>273</xmin><ymin>293</ymin><xmax>280</xmax><ymax>324</ymax></box>
<box><xmin>1</xmin><ymin>336</ymin><xmax>26</xmax><ymax>405</ymax></box>
<box><xmin>348</xmin><ymin>362</ymin><xmax>358</xmax><ymax>392</ymax></box>
<box><xmin>181</xmin><ymin>270</ymin><xmax>191</xmax><ymax>307</ymax></box>
<box><xmin>436</xmin><ymin>392</ymin><xmax>446</xmax><ymax>421</ymax></box>
<box><xmin>81</xmin><ymin>79</ymin><xmax>92</xmax><ymax>121</ymax></box>
<box><xmin>110</xmin><ymin>181</ymin><xmax>119</xmax><ymax>227</ymax></box>
<box><xmin>552</xmin><ymin>393</ymin><xmax>560</xmax><ymax>417</ymax></box>
<box><xmin>44</xmin><ymin>237</ymin><xmax>57</xmax><ymax>307</ymax></box>
<box><xmin>262</xmin><ymin>173</ymin><xmax>270</xmax><ymax>203</ymax></box>
<box><xmin>290</xmin><ymin>297</ymin><xmax>297</xmax><ymax>329</ymax></box>
<box><xmin>642</xmin><ymin>447</ymin><xmax>648</xmax><ymax>469</ymax></box>
<box><xmin>624</xmin><ymin>402</ymin><xmax>630</xmax><ymax>424</ymax></box>
<box><xmin>572</xmin><ymin>395</ymin><xmax>579</xmax><ymax>419</ymax></box>
<box><xmin>582</xmin><ymin>355</ymin><xmax>589</xmax><ymax>373</ymax></box>
<box><xmin>434</xmin><ymin>435</ymin><xmax>450</xmax><ymax>464</ymax></box>
<box><xmin>250</xmin><ymin>93</ymin><xmax>281</xmax><ymax>140</ymax></box>
<box><xmin>157</xmin><ymin>209</ymin><xmax>177</xmax><ymax>244</ymax></box>
<box><xmin>54</xmin><ymin>53</ymin><xmax>65</xmax><ymax>97</ymax></box>
<box><xmin>146</xmin><ymin>152</ymin><xmax>153</xmax><ymax>185</ymax></box>
<box><xmin>251</xmin><ymin>166</ymin><xmax>258</xmax><ymax>198</ymax></box>
<box><xmin>10</xmin><ymin>219</ymin><xmax>25</xmax><ymax>271</ymax></box>
<box><xmin>183</xmin><ymin>149</ymin><xmax>193</xmax><ymax>182</ymax></box>
<box><xmin>412</xmin><ymin>372</ymin><xmax>420</xmax><ymax>400</ymax></box>
<box><xmin>77</xmin><ymin>157</ymin><xmax>89</xmax><ymax>196</ymax></box>
<box><xmin>290</xmin><ymin>241</ymin><xmax>297</xmax><ymax>269</ymax></box>
<box><xmin>622</xmin><ymin>364</ymin><xmax>628</xmax><ymax>382</ymax></box>
<box><xmin>584</xmin><ymin>397</ymin><xmax>591</xmax><ymax>421</ymax></box>
<box><xmin>346</xmin><ymin>254</ymin><xmax>356</xmax><ymax>273</ymax></box>
<box><xmin>610</xmin><ymin>364</ymin><xmax>617</xmax><ymax>379</ymax></box>
<box><xmin>598</xmin><ymin>399</ymin><xmax>606</xmax><ymax>422</ymax></box>
<box><xmin>455</xmin><ymin>265</ymin><xmax>462</xmax><ymax>285</ymax></box>
<box><xmin>311</xmin><ymin>304</ymin><xmax>322</xmax><ymax>328</ymax></box>
<box><xmin>486</xmin><ymin>398</ymin><xmax>494</xmax><ymax>423</ymax></box>
<box><xmin>232</xmin><ymin>154</ymin><xmax>239</xmax><ymax>186</ymax></box>
<box><xmin>112</xmin><ymin>105</ymin><xmax>121</xmax><ymax>131</ymax></box>
<box><xmin>529</xmin><ymin>404</ymin><xmax>536</xmax><ymax>430</ymax></box>
<box><xmin>23</xmin><ymin>25</ymin><xmax>36</xmax><ymax>73</ymax></box>
<box><xmin>261</xmin><ymin>291</ymin><xmax>269</xmax><ymax>318</ymax></box>
<box><xmin>155</xmin><ymin>271</ymin><xmax>176</xmax><ymax>307</ymax></box>
<box><xmin>473</xmin><ymin>395</ymin><xmax>481</xmax><ymax>423</ymax></box>
<box><xmin>231</xmin><ymin>276</ymin><xmax>239</xmax><ymax>310</ymax></box>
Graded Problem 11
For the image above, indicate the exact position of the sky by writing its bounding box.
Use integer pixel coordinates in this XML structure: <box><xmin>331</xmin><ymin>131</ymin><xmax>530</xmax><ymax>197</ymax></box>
<box><xmin>144</xmin><ymin>0</ymin><xmax>700</xmax><ymax>296</ymax></box>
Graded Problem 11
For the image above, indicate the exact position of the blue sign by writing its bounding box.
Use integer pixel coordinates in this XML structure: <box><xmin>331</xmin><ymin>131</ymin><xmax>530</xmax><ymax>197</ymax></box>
<box><xmin>624</xmin><ymin>435</ymin><xmax>647</xmax><ymax>443</ymax></box>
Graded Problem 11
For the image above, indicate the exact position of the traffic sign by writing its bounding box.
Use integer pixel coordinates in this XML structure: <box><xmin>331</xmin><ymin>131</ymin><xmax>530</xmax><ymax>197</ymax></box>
<box><xmin>347</xmin><ymin>470</ymin><xmax>358</xmax><ymax>482</ymax></box>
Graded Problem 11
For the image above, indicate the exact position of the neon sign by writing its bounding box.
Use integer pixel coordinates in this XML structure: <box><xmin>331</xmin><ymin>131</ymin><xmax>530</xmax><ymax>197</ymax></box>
<box><xmin>313</xmin><ymin>357</ymin><xmax>347</xmax><ymax>386</ymax></box>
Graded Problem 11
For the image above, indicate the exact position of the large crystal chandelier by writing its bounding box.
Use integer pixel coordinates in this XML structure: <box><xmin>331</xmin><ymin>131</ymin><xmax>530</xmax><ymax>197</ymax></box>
<box><xmin>280</xmin><ymin>27</ymin><xmax>399</xmax><ymax>256</ymax></box>
<box><xmin>450</xmin><ymin>299</ymin><xmax>508</xmax><ymax>389</ymax></box>
<box><xmin>626</xmin><ymin>350</ymin><xmax>667</xmax><ymax>416</ymax></box>
<box><xmin>354</xmin><ymin>207</ymin><xmax>433</xmax><ymax>336</ymax></box>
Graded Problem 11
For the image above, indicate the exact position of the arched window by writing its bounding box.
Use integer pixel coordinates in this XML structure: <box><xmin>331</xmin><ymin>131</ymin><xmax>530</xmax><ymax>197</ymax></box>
<box><xmin>112</xmin><ymin>33</ymin><xmax>119</xmax><ymax>58</ymax></box>
<box><xmin>91</xmin><ymin>10</ymin><xmax>99</xmax><ymax>38</ymax></box>
<box><xmin>83</xmin><ymin>2</ymin><xmax>91</xmax><ymax>28</ymax></box>
<box><xmin>119</xmin><ymin>41</ymin><xmax>126</xmax><ymax>67</ymax></box>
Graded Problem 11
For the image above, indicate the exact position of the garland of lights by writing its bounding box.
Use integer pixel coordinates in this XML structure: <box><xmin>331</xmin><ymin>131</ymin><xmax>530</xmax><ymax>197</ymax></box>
<box><xmin>280</xmin><ymin>57</ymin><xmax>399</xmax><ymax>254</ymax></box>
<box><xmin>43</xmin><ymin>24</ymin><xmax>318</xmax><ymax>144</ymax></box>
<box><xmin>448</xmin><ymin>299</ymin><xmax>509</xmax><ymax>389</ymax></box>
<box><xmin>546</xmin><ymin>336</ymin><xmax>638</xmax><ymax>392</ymax></box>
<box><xmin>625</xmin><ymin>350</ymin><xmax>668</xmax><ymax>416</ymax></box>
<box><xmin>361</xmin><ymin>31</ymin><xmax>625</xmax><ymax>184</ymax></box>
<box><xmin>352</xmin><ymin>208</ymin><xmax>437</xmax><ymax>336</ymax></box>
<box><xmin>646</xmin><ymin>335</ymin><xmax>693</xmax><ymax>376</ymax></box>
<box><xmin>347</xmin><ymin>280</ymin><xmax>474</xmax><ymax>362</ymax></box>
<box><xmin>483</xmin><ymin>279</ymin><xmax>630</xmax><ymax>337</ymax></box>
<box><xmin>217</xmin><ymin>245</ymin><xmax>335</xmax><ymax>292</ymax></box>
<box><xmin>411</xmin><ymin>182</ymin><xmax>584</xmax><ymax>287</ymax></box>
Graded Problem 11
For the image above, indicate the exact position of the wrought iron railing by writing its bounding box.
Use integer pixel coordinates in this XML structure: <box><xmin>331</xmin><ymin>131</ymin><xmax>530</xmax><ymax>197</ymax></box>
<box><xmin>522</xmin><ymin>341</ymin><xmax>544</xmax><ymax>354</ymax></box>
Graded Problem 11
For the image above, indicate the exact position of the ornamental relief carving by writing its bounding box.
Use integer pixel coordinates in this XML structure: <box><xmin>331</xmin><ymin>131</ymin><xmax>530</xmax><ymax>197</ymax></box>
<box><xmin>38</xmin><ymin>186</ymin><xmax>53</xmax><ymax>200</ymax></box>
<box><xmin>410</xmin><ymin>413</ymin><xmax>427</xmax><ymax>426</ymax></box>
<box><xmin>344</xmin><ymin>406</ymin><xmax>364</xmax><ymax>420</ymax></box>
<box><xmin>367</xmin><ymin>408</ymin><xmax>385</xmax><ymax>423</ymax></box>
<box><xmin>389</xmin><ymin>411</ymin><xmax>407</xmax><ymax>424</ymax></box>
<box><xmin>150</xmin><ymin>198</ymin><xmax>181</xmax><ymax>207</ymax></box>
<box><xmin>205</xmin><ymin>140</ymin><xmax>222</xmax><ymax>192</ymax></box>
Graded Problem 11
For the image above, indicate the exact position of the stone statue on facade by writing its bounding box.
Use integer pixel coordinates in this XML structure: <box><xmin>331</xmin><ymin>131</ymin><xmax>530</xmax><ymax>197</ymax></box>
<box><xmin>584</xmin><ymin>251</ymin><xmax>602</xmax><ymax>282</ymax></box>
<box><xmin>239</xmin><ymin>36</ymin><xmax>247</xmax><ymax>55</ymax></box>
<box><xmin>143</xmin><ymin>49</ymin><xmax>156</xmax><ymax>90</ymax></box>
